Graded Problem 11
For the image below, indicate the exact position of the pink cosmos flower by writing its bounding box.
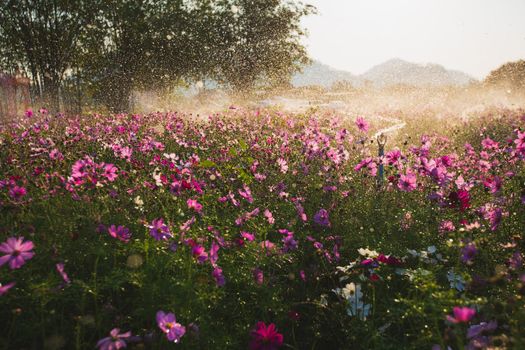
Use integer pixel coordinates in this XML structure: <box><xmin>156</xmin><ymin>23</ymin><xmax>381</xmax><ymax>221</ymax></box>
<box><xmin>56</xmin><ymin>263</ymin><xmax>71</xmax><ymax>284</ymax></box>
<box><xmin>282</xmin><ymin>235</ymin><xmax>298</xmax><ymax>253</ymax></box>
<box><xmin>277</xmin><ymin>158</ymin><xmax>288</xmax><ymax>173</ymax></box>
<box><xmin>438</xmin><ymin>220</ymin><xmax>455</xmax><ymax>234</ymax></box>
<box><xmin>156</xmin><ymin>311</ymin><xmax>186</xmax><ymax>343</ymax></box>
<box><xmin>0</xmin><ymin>237</ymin><xmax>34</xmax><ymax>269</ymax></box>
<box><xmin>96</xmin><ymin>328</ymin><xmax>132</xmax><ymax>350</ymax></box>
<box><xmin>241</xmin><ymin>231</ymin><xmax>255</xmax><ymax>242</ymax></box>
<box><xmin>264</xmin><ymin>209</ymin><xmax>275</xmax><ymax>225</ymax></box>
<box><xmin>120</xmin><ymin>146</ymin><xmax>133</xmax><ymax>161</ymax></box>
<box><xmin>187</xmin><ymin>198</ymin><xmax>203</xmax><ymax>213</ymax></box>
<box><xmin>107</xmin><ymin>225</ymin><xmax>131</xmax><ymax>243</ymax></box>
<box><xmin>49</xmin><ymin>148</ymin><xmax>64</xmax><ymax>161</ymax></box>
<box><xmin>209</xmin><ymin>242</ymin><xmax>219</xmax><ymax>267</ymax></box>
<box><xmin>250</xmin><ymin>322</ymin><xmax>284</xmax><ymax>350</ymax></box>
<box><xmin>148</xmin><ymin>218</ymin><xmax>172</xmax><ymax>241</ymax></box>
<box><xmin>212</xmin><ymin>266</ymin><xmax>226</xmax><ymax>287</ymax></box>
<box><xmin>313</xmin><ymin>209</ymin><xmax>331</xmax><ymax>227</ymax></box>
<box><xmin>355</xmin><ymin>116</ymin><xmax>369</xmax><ymax>132</ymax></box>
<box><xmin>102</xmin><ymin>164</ymin><xmax>119</xmax><ymax>182</ymax></box>
<box><xmin>253</xmin><ymin>267</ymin><xmax>264</xmax><ymax>285</ymax></box>
<box><xmin>398</xmin><ymin>172</ymin><xmax>417</xmax><ymax>192</ymax></box>
<box><xmin>239</xmin><ymin>185</ymin><xmax>254</xmax><ymax>203</ymax></box>
<box><xmin>0</xmin><ymin>282</ymin><xmax>16</xmax><ymax>296</ymax></box>
<box><xmin>192</xmin><ymin>245</ymin><xmax>208</xmax><ymax>263</ymax></box>
<box><xmin>24</xmin><ymin>109</ymin><xmax>33</xmax><ymax>118</ymax></box>
<box><xmin>8</xmin><ymin>186</ymin><xmax>27</xmax><ymax>201</ymax></box>
<box><xmin>483</xmin><ymin>176</ymin><xmax>502</xmax><ymax>194</ymax></box>
<box><xmin>447</xmin><ymin>306</ymin><xmax>476</xmax><ymax>323</ymax></box>
<box><xmin>71</xmin><ymin>158</ymin><xmax>89</xmax><ymax>179</ymax></box>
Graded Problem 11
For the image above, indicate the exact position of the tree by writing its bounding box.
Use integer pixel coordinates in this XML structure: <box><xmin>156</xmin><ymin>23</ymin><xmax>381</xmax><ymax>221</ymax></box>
<box><xmin>83</xmin><ymin>0</ymin><xmax>219</xmax><ymax>112</ymax></box>
<box><xmin>0</xmin><ymin>0</ymin><xmax>103</xmax><ymax>111</ymax></box>
<box><xmin>485</xmin><ymin>60</ymin><xmax>525</xmax><ymax>92</ymax></box>
<box><xmin>210</xmin><ymin>0</ymin><xmax>316</xmax><ymax>92</ymax></box>
<box><xmin>1</xmin><ymin>0</ymin><xmax>316</xmax><ymax>113</ymax></box>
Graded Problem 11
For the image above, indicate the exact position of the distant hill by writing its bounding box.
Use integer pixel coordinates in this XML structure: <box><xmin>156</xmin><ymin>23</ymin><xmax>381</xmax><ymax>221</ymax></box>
<box><xmin>291</xmin><ymin>61</ymin><xmax>358</xmax><ymax>87</ymax></box>
<box><xmin>361</xmin><ymin>58</ymin><xmax>475</xmax><ymax>87</ymax></box>
<box><xmin>292</xmin><ymin>59</ymin><xmax>476</xmax><ymax>88</ymax></box>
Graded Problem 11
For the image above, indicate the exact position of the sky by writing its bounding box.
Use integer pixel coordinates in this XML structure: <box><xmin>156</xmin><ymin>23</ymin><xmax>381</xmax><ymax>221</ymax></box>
<box><xmin>301</xmin><ymin>0</ymin><xmax>525</xmax><ymax>79</ymax></box>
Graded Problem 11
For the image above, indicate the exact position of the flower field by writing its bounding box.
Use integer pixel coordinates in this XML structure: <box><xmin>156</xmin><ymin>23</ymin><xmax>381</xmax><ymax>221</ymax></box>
<box><xmin>1</xmin><ymin>107</ymin><xmax>525</xmax><ymax>349</ymax></box>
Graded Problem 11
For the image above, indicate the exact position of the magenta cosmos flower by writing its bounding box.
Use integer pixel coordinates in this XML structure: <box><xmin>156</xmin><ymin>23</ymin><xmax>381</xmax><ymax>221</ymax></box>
<box><xmin>0</xmin><ymin>237</ymin><xmax>34</xmax><ymax>269</ymax></box>
<box><xmin>187</xmin><ymin>198</ymin><xmax>203</xmax><ymax>213</ymax></box>
<box><xmin>313</xmin><ymin>209</ymin><xmax>331</xmax><ymax>227</ymax></box>
<box><xmin>156</xmin><ymin>311</ymin><xmax>186</xmax><ymax>342</ymax></box>
<box><xmin>0</xmin><ymin>282</ymin><xmax>16</xmax><ymax>296</ymax></box>
<box><xmin>96</xmin><ymin>328</ymin><xmax>132</xmax><ymax>350</ymax></box>
<box><xmin>398</xmin><ymin>172</ymin><xmax>417</xmax><ymax>192</ymax></box>
<box><xmin>447</xmin><ymin>306</ymin><xmax>476</xmax><ymax>323</ymax></box>
<box><xmin>56</xmin><ymin>263</ymin><xmax>71</xmax><ymax>284</ymax></box>
<box><xmin>107</xmin><ymin>225</ymin><xmax>131</xmax><ymax>243</ymax></box>
<box><xmin>250</xmin><ymin>322</ymin><xmax>284</xmax><ymax>350</ymax></box>
<box><xmin>212</xmin><ymin>266</ymin><xmax>226</xmax><ymax>287</ymax></box>
<box><xmin>355</xmin><ymin>116</ymin><xmax>369</xmax><ymax>133</ymax></box>
<box><xmin>102</xmin><ymin>163</ymin><xmax>119</xmax><ymax>182</ymax></box>
<box><xmin>8</xmin><ymin>186</ymin><xmax>27</xmax><ymax>201</ymax></box>
<box><xmin>148</xmin><ymin>218</ymin><xmax>172</xmax><ymax>241</ymax></box>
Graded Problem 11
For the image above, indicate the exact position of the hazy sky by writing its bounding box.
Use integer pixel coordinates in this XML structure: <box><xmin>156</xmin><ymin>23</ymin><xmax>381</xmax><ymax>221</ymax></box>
<box><xmin>301</xmin><ymin>0</ymin><xmax>525</xmax><ymax>79</ymax></box>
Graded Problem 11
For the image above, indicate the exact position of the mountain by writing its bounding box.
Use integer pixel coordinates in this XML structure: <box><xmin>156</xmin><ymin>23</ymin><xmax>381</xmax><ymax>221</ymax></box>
<box><xmin>291</xmin><ymin>61</ymin><xmax>358</xmax><ymax>87</ymax></box>
<box><xmin>360</xmin><ymin>58</ymin><xmax>475</xmax><ymax>87</ymax></box>
<box><xmin>292</xmin><ymin>59</ymin><xmax>476</xmax><ymax>88</ymax></box>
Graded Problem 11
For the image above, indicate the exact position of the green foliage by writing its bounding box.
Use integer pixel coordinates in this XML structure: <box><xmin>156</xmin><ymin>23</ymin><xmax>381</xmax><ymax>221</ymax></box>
<box><xmin>0</xmin><ymin>0</ymin><xmax>316</xmax><ymax>112</ymax></box>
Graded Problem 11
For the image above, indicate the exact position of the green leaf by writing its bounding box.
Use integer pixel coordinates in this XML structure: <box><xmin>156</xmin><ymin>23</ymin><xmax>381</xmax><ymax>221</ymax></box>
<box><xmin>199</xmin><ymin>159</ymin><xmax>217</xmax><ymax>168</ymax></box>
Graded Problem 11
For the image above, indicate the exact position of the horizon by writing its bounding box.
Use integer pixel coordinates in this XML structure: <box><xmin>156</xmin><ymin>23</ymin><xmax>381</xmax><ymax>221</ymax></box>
<box><xmin>301</xmin><ymin>0</ymin><xmax>525</xmax><ymax>80</ymax></box>
<box><xmin>303</xmin><ymin>57</ymin><xmax>481</xmax><ymax>80</ymax></box>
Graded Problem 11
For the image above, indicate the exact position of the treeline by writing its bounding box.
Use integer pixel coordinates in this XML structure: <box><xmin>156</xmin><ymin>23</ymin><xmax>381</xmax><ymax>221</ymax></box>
<box><xmin>0</xmin><ymin>0</ymin><xmax>315</xmax><ymax>112</ymax></box>
<box><xmin>485</xmin><ymin>59</ymin><xmax>525</xmax><ymax>92</ymax></box>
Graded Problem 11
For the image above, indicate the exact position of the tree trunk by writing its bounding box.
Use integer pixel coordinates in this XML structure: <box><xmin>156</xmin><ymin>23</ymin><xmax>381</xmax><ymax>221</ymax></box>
<box><xmin>43</xmin><ymin>76</ymin><xmax>60</xmax><ymax>112</ymax></box>
<box><xmin>104</xmin><ymin>74</ymin><xmax>132</xmax><ymax>113</ymax></box>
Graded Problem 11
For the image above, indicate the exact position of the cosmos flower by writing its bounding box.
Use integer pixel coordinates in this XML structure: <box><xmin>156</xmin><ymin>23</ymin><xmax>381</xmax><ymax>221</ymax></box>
<box><xmin>8</xmin><ymin>186</ymin><xmax>27</xmax><ymax>201</ymax></box>
<box><xmin>355</xmin><ymin>116</ymin><xmax>369</xmax><ymax>132</ymax></box>
<box><xmin>56</xmin><ymin>263</ymin><xmax>71</xmax><ymax>284</ymax></box>
<box><xmin>461</xmin><ymin>243</ymin><xmax>478</xmax><ymax>264</ymax></box>
<box><xmin>96</xmin><ymin>328</ymin><xmax>132</xmax><ymax>350</ymax></box>
<box><xmin>209</xmin><ymin>242</ymin><xmax>220</xmax><ymax>267</ymax></box>
<box><xmin>313</xmin><ymin>209</ymin><xmax>331</xmax><ymax>227</ymax></box>
<box><xmin>249</xmin><ymin>322</ymin><xmax>284</xmax><ymax>350</ymax></box>
<box><xmin>102</xmin><ymin>164</ymin><xmax>119</xmax><ymax>182</ymax></box>
<box><xmin>447</xmin><ymin>306</ymin><xmax>476</xmax><ymax>323</ymax></box>
<box><xmin>156</xmin><ymin>311</ymin><xmax>186</xmax><ymax>343</ymax></box>
<box><xmin>0</xmin><ymin>237</ymin><xmax>34</xmax><ymax>269</ymax></box>
<box><xmin>467</xmin><ymin>321</ymin><xmax>497</xmax><ymax>339</ymax></box>
<box><xmin>241</xmin><ymin>231</ymin><xmax>255</xmax><ymax>242</ymax></box>
<box><xmin>264</xmin><ymin>209</ymin><xmax>275</xmax><ymax>225</ymax></box>
<box><xmin>49</xmin><ymin>148</ymin><xmax>64</xmax><ymax>161</ymax></box>
<box><xmin>148</xmin><ymin>218</ymin><xmax>172</xmax><ymax>241</ymax></box>
<box><xmin>187</xmin><ymin>198</ymin><xmax>203</xmax><ymax>213</ymax></box>
<box><xmin>398</xmin><ymin>172</ymin><xmax>417</xmax><ymax>192</ymax></box>
<box><xmin>192</xmin><ymin>245</ymin><xmax>208</xmax><ymax>263</ymax></box>
<box><xmin>253</xmin><ymin>267</ymin><xmax>264</xmax><ymax>285</ymax></box>
<box><xmin>107</xmin><ymin>225</ymin><xmax>131</xmax><ymax>243</ymax></box>
<box><xmin>439</xmin><ymin>220</ymin><xmax>456</xmax><ymax>234</ymax></box>
<box><xmin>277</xmin><ymin>158</ymin><xmax>288</xmax><ymax>174</ymax></box>
<box><xmin>282</xmin><ymin>234</ymin><xmax>298</xmax><ymax>253</ymax></box>
<box><xmin>239</xmin><ymin>185</ymin><xmax>254</xmax><ymax>203</ymax></box>
<box><xmin>0</xmin><ymin>282</ymin><xmax>16</xmax><ymax>296</ymax></box>
<box><xmin>212</xmin><ymin>266</ymin><xmax>226</xmax><ymax>287</ymax></box>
